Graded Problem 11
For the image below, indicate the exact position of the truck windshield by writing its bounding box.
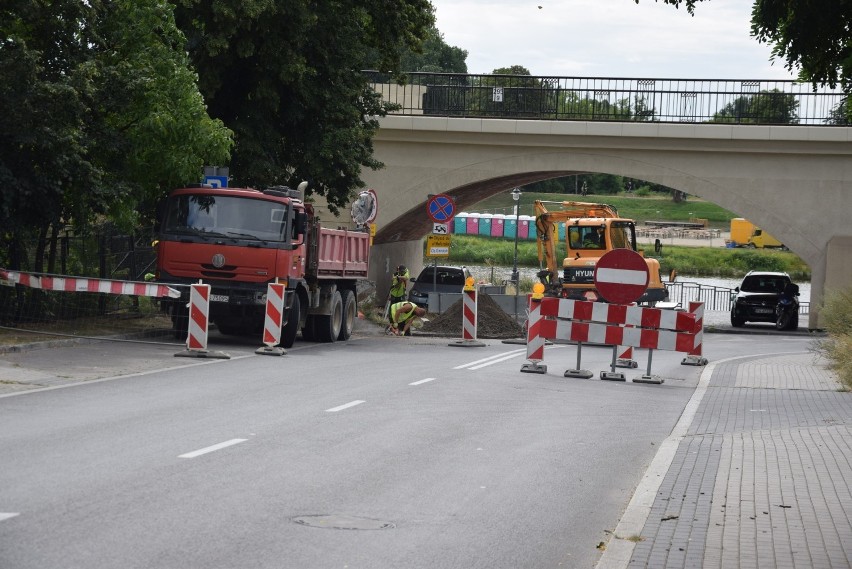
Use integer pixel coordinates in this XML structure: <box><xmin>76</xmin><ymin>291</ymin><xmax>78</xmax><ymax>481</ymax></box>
<box><xmin>163</xmin><ymin>194</ymin><xmax>289</xmax><ymax>242</ymax></box>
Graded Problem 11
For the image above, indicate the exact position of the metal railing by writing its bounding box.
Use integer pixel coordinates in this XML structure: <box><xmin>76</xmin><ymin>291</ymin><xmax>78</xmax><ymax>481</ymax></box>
<box><xmin>665</xmin><ymin>280</ymin><xmax>809</xmax><ymax>314</ymax></box>
<box><xmin>365</xmin><ymin>72</ymin><xmax>848</xmax><ymax>126</ymax></box>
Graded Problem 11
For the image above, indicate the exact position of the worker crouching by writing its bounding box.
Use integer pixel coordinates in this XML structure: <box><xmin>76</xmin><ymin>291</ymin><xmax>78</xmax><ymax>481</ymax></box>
<box><xmin>388</xmin><ymin>301</ymin><xmax>426</xmax><ymax>336</ymax></box>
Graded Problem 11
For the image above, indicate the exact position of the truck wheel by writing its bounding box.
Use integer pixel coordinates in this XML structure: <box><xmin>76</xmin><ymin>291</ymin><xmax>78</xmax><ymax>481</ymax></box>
<box><xmin>317</xmin><ymin>291</ymin><xmax>343</xmax><ymax>342</ymax></box>
<box><xmin>337</xmin><ymin>290</ymin><xmax>356</xmax><ymax>341</ymax></box>
<box><xmin>281</xmin><ymin>294</ymin><xmax>300</xmax><ymax>348</ymax></box>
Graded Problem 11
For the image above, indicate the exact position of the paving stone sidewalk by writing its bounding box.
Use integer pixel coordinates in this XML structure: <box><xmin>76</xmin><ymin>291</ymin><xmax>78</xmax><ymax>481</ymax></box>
<box><xmin>601</xmin><ymin>351</ymin><xmax>852</xmax><ymax>569</ymax></box>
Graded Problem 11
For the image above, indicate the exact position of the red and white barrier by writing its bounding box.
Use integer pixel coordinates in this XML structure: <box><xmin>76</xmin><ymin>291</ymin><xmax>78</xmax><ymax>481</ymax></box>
<box><xmin>0</xmin><ymin>268</ymin><xmax>180</xmax><ymax>298</ymax></box>
<box><xmin>544</xmin><ymin>298</ymin><xmax>697</xmax><ymax>332</ymax></box>
<box><xmin>187</xmin><ymin>283</ymin><xmax>210</xmax><ymax>351</ymax></box>
<box><xmin>449</xmin><ymin>283</ymin><xmax>485</xmax><ymax>347</ymax></box>
<box><xmin>681</xmin><ymin>301</ymin><xmax>708</xmax><ymax>366</ymax></box>
<box><xmin>521</xmin><ymin>294</ymin><xmax>547</xmax><ymax>373</ymax></box>
<box><xmin>257</xmin><ymin>283</ymin><xmax>286</xmax><ymax>356</ymax></box>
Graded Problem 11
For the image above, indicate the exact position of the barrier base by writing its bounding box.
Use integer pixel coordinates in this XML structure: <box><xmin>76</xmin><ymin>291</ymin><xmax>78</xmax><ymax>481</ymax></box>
<box><xmin>616</xmin><ymin>358</ymin><xmax>639</xmax><ymax>369</ymax></box>
<box><xmin>521</xmin><ymin>362</ymin><xmax>547</xmax><ymax>374</ymax></box>
<box><xmin>633</xmin><ymin>375</ymin><xmax>664</xmax><ymax>384</ymax></box>
<box><xmin>681</xmin><ymin>355</ymin><xmax>708</xmax><ymax>366</ymax></box>
<box><xmin>564</xmin><ymin>369</ymin><xmax>594</xmax><ymax>379</ymax></box>
<box><xmin>175</xmin><ymin>349</ymin><xmax>231</xmax><ymax>360</ymax></box>
<box><xmin>448</xmin><ymin>340</ymin><xmax>486</xmax><ymax>348</ymax></box>
<box><xmin>256</xmin><ymin>346</ymin><xmax>286</xmax><ymax>356</ymax></box>
<box><xmin>600</xmin><ymin>371</ymin><xmax>626</xmax><ymax>381</ymax></box>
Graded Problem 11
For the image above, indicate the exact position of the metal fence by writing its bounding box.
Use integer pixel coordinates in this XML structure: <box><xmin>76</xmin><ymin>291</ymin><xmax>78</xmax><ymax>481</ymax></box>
<box><xmin>665</xmin><ymin>280</ymin><xmax>809</xmax><ymax>315</ymax></box>
<box><xmin>365</xmin><ymin>72</ymin><xmax>848</xmax><ymax>126</ymax></box>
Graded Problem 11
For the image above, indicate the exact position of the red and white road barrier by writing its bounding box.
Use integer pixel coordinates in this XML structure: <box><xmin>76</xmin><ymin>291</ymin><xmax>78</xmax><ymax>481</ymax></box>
<box><xmin>521</xmin><ymin>294</ymin><xmax>547</xmax><ymax>373</ymax></box>
<box><xmin>681</xmin><ymin>301</ymin><xmax>708</xmax><ymax>366</ymax></box>
<box><xmin>449</xmin><ymin>282</ymin><xmax>485</xmax><ymax>347</ymax></box>
<box><xmin>0</xmin><ymin>268</ymin><xmax>180</xmax><ymax>298</ymax></box>
<box><xmin>543</xmin><ymin>297</ymin><xmax>697</xmax><ymax>332</ymax></box>
<box><xmin>187</xmin><ymin>283</ymin><xmax>210</xmax><ymax>352</ymax></box>
<box><xmin>257</xmin><ymin>283</ymin><xmax>287</xmax><ymax>356</ymax></box>
<box><xmin>616</xmin><ymin>344</ymin><xmax>638</xmax><ymax>368</ymax></box>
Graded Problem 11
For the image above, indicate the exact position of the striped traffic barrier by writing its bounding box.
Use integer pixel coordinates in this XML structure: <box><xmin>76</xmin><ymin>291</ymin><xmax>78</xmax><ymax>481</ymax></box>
<box><xmin>681</xmin><ymin>301</ymin><xmax>708</xmax><ymax>366</ymax></box>
<box><xmin>257</xmin><ymin>283</ymin><xmax>286</xmax><ymax>356</ymax></box>
<box><xmin>0</xmin><ymin>268</ymin><xmax>180</xmax><ymax>298</ymax></box>
<box><xmin>521</xmin><ymin>286</ymin><xmax>547</xmax><ymax>373</ymax></box>
<box><xmin>449</xmin><ymin>277</ymin><xmax>485</xmax><ymax>347</ymax></box>
<box><xmin>175</xmin><ymin>282</ymin><xmax>230</xmax><ymax>359</ymax></box>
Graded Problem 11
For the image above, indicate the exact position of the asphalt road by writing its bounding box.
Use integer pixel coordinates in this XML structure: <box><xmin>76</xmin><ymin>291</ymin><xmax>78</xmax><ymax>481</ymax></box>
<box><xmin>0</xmin><ymin>325</ymin><xmax>821</xmax><ymax>568</ymax></box>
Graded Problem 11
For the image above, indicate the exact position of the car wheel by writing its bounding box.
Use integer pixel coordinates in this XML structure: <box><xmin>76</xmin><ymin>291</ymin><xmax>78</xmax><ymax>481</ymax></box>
<box><xmin>731</xmin><ymin>312</ymin><xmax>745</xmax><ymax>327</ymax></box>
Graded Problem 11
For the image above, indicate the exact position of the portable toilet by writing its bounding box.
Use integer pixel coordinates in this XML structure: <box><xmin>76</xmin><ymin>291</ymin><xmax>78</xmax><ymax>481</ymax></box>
<box><xmin>454</xmin><ymin>212</ymin><xmax>468</xmax><ymax>235</ymax></box>
<box><xmin>527</xmin><ymin>215</ymin><xmax>538</xmax><ymax>240</ymax></box>
<box><xmin>556</xmin><ymin>219</ymin><xmax>565</xmax><ymax>241</ymax></box>
<box><xmin>518</xmin><ymin>215</ymin><xmax>530</xmax><ymax>239</ymax></box>
<box><xmin>479</xmin><ymin>213</ymin><xmax>493</xmax><ymax>236</ymax></box>
<box><xmin>491</xmin><ymin>214</ymin><xmax>505</xmax><ymax>237</ymax></box>
<box><xmin>466</xmin><ymin>212</ymin><xmax>480</xmax><ymax>235</ymax></box>
<box><xmin>504</xmin><ymin>215</ymin><xmax>517</xmax><ymax>239</ymax></box>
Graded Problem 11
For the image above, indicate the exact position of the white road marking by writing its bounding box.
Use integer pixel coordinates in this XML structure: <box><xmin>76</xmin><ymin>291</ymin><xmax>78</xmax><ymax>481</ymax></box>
<box><xmin>0</xmin><ymin>513</ymin><xmax>20</xmax><ymax>522</ymax></box>
<box><xmin>326</xmin><ymin>400</ymin><xmax>365</xmax><ymax>413</ymax></box>
<box><xmin>409</xmin><ymin>377</ymin><xmax>437</xmax><ymax>386</ymax></box>
<box><xmin>455</xmin><ymin>345</ymin><xmax>566</xmax><ymax>370</ymax></box>
<box><xmin>178</xmin><ymin>438</ymin><xmax>247</xmax><ymax>458</ymax></box>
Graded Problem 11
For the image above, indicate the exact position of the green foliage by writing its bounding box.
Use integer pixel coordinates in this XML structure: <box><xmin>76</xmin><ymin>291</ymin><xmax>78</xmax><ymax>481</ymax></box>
<box><xmin>817</xmin><ymin>286</ymin><xmax>852</xmax><ymax>390</ymax></box>
<box><xmin>711</xmin><ymin>90</ymin><xmax>799</xmax><ymax>124</ymax></box>
<box><xmin>657</xmin><ymin>246</ymin><xmax>809</xmax><ymax>279</ymax></box>
<box><xmin>173</xmin><ymin>0</ymin><xmax>434</xmax><ymax>213</ymax></box>
<box><xmin>398</xmin><ymin>24</ymin><xmax>468</xmax><ymax>73</ymax></box>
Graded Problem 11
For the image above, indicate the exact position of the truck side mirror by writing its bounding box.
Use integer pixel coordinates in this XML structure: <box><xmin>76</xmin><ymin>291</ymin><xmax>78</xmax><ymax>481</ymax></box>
<box><xmin>294</xmin><ymin>211</ymin><xmax>308</xmax><ymax>237</ymax></box>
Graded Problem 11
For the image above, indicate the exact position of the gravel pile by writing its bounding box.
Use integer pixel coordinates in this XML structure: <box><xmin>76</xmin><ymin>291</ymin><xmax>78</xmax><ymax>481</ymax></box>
<box><xmin>420</xmin><ymin>293</ymin><xmax>525</xmax><ymax>339</ymax></box>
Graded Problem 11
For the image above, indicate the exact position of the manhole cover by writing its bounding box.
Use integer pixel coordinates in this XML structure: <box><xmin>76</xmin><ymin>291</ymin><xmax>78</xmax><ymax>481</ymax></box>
<box><xmin>292</xmin><ymin>514</ymin><xmax>394</xmax><ymax>530</ymax></box>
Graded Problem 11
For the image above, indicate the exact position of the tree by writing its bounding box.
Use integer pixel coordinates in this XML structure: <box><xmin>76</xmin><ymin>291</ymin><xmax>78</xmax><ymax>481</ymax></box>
<box><xmin>710</xmin><ymin>89</ymin><xmax>799</xmax><ymax>124</ymax></box>
<box><xmin>0</xmin><ymin>0</ymin><xmax>231</xmax><ymax>269</ymax></box>
<box><xmin>173</xmin><ymin>0</ymin><xmax>435</xmax><ymax>213</ymax></box>
<box><xmin>633</xmin><ymin>1</ymin><xmax>852</xmax><ymax>117</ymax></box>
<box><xmin>399</xmin><ymin>25</ymin><xmax>468</xmax><ymax>73</ymax></box>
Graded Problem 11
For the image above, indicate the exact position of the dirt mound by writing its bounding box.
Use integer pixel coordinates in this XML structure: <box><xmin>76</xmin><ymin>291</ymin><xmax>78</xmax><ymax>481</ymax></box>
<box><xmin>420</xmin><ymin>293</ymin><xmax>525</xmax><ymax>339</ymax></box>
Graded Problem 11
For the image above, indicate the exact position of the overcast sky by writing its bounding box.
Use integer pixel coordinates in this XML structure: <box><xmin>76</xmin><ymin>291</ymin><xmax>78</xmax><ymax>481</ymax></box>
<box><xmin>429</xmin><ymin>0</ymin><xmax>799</xmax><ymax>80</ymax></box>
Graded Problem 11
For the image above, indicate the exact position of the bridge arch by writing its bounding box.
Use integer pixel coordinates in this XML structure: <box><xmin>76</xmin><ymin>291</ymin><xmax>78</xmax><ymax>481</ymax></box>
<box><xmin>362</xmin><ymin>115</ymin><xmax>852</xmax><ymax>327</ymax></box>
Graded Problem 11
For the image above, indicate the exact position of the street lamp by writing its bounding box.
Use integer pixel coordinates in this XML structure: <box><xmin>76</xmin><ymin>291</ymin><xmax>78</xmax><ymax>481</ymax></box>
<box><xmin>511</xmin><ymin>188</ymin><xmax>522</xmax><ymax>288</ymax></box>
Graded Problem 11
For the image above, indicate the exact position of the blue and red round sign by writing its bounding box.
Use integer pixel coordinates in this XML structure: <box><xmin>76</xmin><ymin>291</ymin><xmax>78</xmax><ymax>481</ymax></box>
<box><xmin>426</xmin><ymin>194</ymin><xmax>456</xmax><ymax>224</ymax></box>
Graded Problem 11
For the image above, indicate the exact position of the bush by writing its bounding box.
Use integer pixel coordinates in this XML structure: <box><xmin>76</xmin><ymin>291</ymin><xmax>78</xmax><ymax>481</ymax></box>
<box><xmin>817</xmin><ymin>286</ymin><xmax>852</xmax><ymax>390</ymax></box>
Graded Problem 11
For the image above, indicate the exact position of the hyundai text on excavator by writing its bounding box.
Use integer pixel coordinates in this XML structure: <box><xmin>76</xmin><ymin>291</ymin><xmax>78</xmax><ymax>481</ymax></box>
<box><xmin>534</xmin><ymin>200</ymin><xmax>668</xmax><ymax>305</ymax></box>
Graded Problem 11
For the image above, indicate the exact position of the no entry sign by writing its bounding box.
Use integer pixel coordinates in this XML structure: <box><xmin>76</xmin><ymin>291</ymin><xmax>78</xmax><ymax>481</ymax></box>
<box><xmin>593</xmin><ymin>249</ymin><xmax>650</xmax><ymax>305</ymax></box>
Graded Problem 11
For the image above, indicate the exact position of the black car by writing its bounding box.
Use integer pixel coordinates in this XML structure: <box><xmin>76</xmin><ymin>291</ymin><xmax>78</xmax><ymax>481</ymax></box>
<box><xmin>408</xmin><ymin>266</ymin><xmax>471</xmax><ymax>308</ymax></box>
<box><xmin>730</xmin><ymin>271</ymin><xmax>799</xmax><ymax>329</ymax></box>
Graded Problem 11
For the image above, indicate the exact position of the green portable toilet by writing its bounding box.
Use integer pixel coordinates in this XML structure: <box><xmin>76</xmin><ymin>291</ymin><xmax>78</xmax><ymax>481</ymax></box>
<box><xmin>454</xmin><ymin>212</ymin><xmax>468</xmax><ymax>234</ymax></box>
<box><xmin>479</xmin><ymin>213</ymin><xmax>493</xmax><ymax>236</ymax></box>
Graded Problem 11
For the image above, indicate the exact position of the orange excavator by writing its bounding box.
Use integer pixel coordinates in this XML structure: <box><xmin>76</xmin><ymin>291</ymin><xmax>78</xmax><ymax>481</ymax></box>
<box><xmin>534</xmin><ymin>200</ymin><xmax>668</xmax><ymax>304</ymax></box>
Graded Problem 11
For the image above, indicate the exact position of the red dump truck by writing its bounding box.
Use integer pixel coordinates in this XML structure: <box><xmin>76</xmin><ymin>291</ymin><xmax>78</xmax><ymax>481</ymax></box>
<box><xmin>154</xmin><ymin>182</ymin><xmax>370</xmax><ymax>347</ymax></box>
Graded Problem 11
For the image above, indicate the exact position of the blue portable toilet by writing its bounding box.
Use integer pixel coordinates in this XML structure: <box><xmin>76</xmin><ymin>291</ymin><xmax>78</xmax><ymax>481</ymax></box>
<box><xmin>466</xmin><ymin>213</ymin><xmax>480</xmax><ymax>235</ymax></box>
<box><xmin>556</xmin><ymin>218</ymin><xmax>565</xmax><ymax>241</ymax></box>
<box><xmin>454</xmin><ymin>212</ymin><xmax>468</xmax><ymax>235</ymax></box>
<box><xmin>479</xmin><ymin>213</ymin><xmax>493</xmax><ymax>236</ymax></box>
<box><xmin>504</xmin><ymin>215</ymin><xmax>518</xmax><ymax>239</ymax></box>
<box><xmin>526</xmin><ymin>215</ymin><xmax>538</xmax><ymax>240</ymax></box>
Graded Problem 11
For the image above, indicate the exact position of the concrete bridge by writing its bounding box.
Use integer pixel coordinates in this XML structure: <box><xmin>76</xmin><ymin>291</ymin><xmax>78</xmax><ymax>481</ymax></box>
<box><xmin>360</xmin><ymin>114</ymin><xmax>852</xmax><ymax>329</ymax></box>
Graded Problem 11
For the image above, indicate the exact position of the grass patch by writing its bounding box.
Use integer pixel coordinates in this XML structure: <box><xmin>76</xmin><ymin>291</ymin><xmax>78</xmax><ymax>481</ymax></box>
<box><xmin>441</xmin><ymin>235</ymin><xmax>810</xmax><ymax>280</ymax></box>
<box><xmin>816</xmin><ymin>286</ymin><xmax>852</xmax><ymax>390</ymax></box>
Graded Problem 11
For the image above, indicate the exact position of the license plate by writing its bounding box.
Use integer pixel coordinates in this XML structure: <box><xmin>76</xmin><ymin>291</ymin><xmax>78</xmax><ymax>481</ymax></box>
<box><xmin>210</xmin><ymin>294</ymin><xmax>229</xmax><ymax>302</ymax></box>
<box><xmin>754</xmin><ymin>307</ymin><xmax>773</xmax><ymax>314</ymax></box>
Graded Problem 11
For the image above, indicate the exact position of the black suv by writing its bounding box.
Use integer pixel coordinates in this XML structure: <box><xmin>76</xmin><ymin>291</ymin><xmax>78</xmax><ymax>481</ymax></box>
<box><xmin>730</xmin><ymin>271</ymin><xmax>799</xmax><ymax>329</ymax></box>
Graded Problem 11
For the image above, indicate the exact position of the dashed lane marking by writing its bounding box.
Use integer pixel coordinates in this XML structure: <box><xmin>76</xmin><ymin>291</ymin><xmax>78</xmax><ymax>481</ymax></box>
<box><xmin>178</xmin><ymin>438</ymin><xmax>248</xmax><ymax>459</ymax></box>
<box><xmin>410</xmin><ymin>377</ymin><xmax>437</xmax><ymax>386</ymax></box>
<box><xmin>325</xmin><ymin>400</ymin><xmax>365</xmax><ymax>413</ymax></box>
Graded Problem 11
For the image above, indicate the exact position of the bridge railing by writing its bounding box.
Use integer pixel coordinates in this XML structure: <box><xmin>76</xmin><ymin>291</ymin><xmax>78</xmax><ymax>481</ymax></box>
<box><xmin>365</xmin><ymin>72</ymin><xmax>848</xmax><ymax>126</ymax></box>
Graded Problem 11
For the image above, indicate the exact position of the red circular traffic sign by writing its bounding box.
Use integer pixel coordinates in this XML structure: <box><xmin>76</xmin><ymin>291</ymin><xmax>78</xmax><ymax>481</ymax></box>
<box><xmin>593</xmin><ymin>249</ymin><xmax>649</xmax><ymax>304</ymax></box>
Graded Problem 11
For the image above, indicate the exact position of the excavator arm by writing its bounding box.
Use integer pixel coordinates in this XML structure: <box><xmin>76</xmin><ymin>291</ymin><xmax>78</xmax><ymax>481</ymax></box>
<box><xmin>534</xmin><ymin>200</ymin><xmax>621</xmax><ymax>291</ymax></box>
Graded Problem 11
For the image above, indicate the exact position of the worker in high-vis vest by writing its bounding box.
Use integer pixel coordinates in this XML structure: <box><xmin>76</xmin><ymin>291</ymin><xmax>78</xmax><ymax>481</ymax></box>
<box><xmin>388</xmin><ymin>301</ymin><xmax>426</xmax><ymax>336</ymax></box>
<box><xmin>388</xmin><ymin>265</ymin><xmax>410</xmax><ymax>305</ymax></box>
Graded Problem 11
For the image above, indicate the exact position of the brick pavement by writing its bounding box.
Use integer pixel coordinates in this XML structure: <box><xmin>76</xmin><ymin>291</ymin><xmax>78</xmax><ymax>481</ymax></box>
<box><xmin>598</xmin><ymin>351</ymin><xmax>852</xmax><ymax>569</ymax></box>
